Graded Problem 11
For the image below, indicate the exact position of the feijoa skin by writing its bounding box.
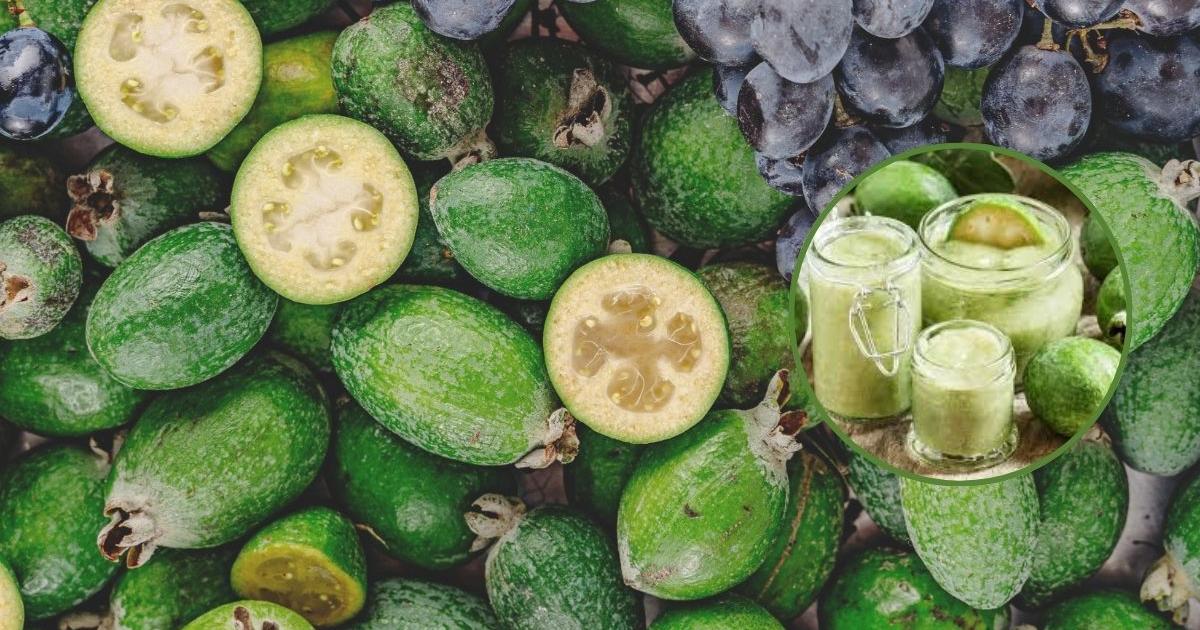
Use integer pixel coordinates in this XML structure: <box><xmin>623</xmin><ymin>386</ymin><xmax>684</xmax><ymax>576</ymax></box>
<box><xmin>1143</xmin><ymin>468</ymin><xmax>1200</xmax><ymax>620</ymax></box>
<box><xmin>0</xmin><ymin>444</ymin><xmax>117</xmax><ymax>621</ymax></box>
<box><xmin>0</xmin><ymin>145</ymin><xmax>67</xmax><ymax>221</ymax></box>
<box><xmin>564</xmin><ymin>424</ymin><xmax>645</xmax><ymax>528</ymax></box>
<box><xmin>342</xmin><ymin>578</ymin><xmax>500</xmax><ymax>630</ymax></box>
<box><xmin>0</xmin><ymin>558</ymin><xmax>21</xmax><ymax>630</ymax></box>
<box><xmin>331</xmin><ymin>284</ymin><xmax>566</xmax><ymax>467</ymax></box>
<box><xmin>1043</xmin><ymin>590</ymin><xmax>1172</xmax><ymax>630</ymax></box>
<box><xmin>332</xmin><ymin>3</ymin><xmax>494</xmax><ymax>161</ymax></box>
<box><xmin>558</xmin><ymin>0</ymin><xmax>695</xmax><ymax>70</ymax></box>
<box><xmin>240</xmin><ymin>0</ymin><xmax>333</xmax><ymax>37</ymax></box>
<box><xmin>1096</xmin><ymin>267</ymin><xmax>1126</xmax><ymax>345</ymax></box>
<box><xmin>65</xmin><ymin>144</ymin><xmax>228</xmax><ymax>268</ymax></box>
<box><xmin>601</xmin><ymin>185</ymin><xmax>652</xmax><ymax>253</ymax></box>
<box><xmin>86</xmin><ymin>222</ymin><xmax>278</xmax><ymax>390</ymax></box>
<box><xmin>1023</xmin><ymin>336</ymin><xmax>1121</xmax><ymax>437</ymax></box>
<box><xmin>853</xmin><ymin>159</ymin><xmax>958</xmax><ymax>230</ymax></box>
<box><xmin>107</xmin><ymin>547</ymin><xmax>239</xmax><ymax>630</ymax></box>
<box><xmin>3</xmin><ymin>0</ymin><xmax>95</xmax><ymax>50</ymax></box>
<box><xmin>327</xmin><ymin>403</ymin><xmax>516</xmax><ymax>570</ymax></box>
<box><xmin>490</xmin><ymin>39</ymin><xmax>634</xmax><ymax>187</ymax></box>
<box><xmin>632</xmin><ymin>69</ymin><xmax>792</xmax><ymax>249</ymax></box>
<box><xmin>266</xmin><ymin>299</ymin><xmax>339</xmax><ymax>373</ymax></box>
<box><xmin>430</xmin><ymin>157</ymin><xmax>610</xmax><ymax>300</ymax></box>
<box><xmin>846</xmin><ymin>453</ymin><xmax>910</xmax><ymax>545</ymax></box>
<box><xmin>650</xmin><ymin>594</ymin><xmax>782</xmax><ymax>629</ymax></box>
<box><xmin>395</xmin><ymin>162</ymin><xmax>464</xmax><ymax>284</ymax></box>
<box><xmin>98</xmin><ymin>353</ymin><xmax>330</xmax><ymax>568</ymax></box>
<box><xmin>1080</xmin><ymin>212</ymin><xmax>1118</xmax><ymax>281</ymax></box>
<box><xmin>0</xmin><ymin>215</ymin><xmax>82</xmax><ymax>340</ymax></box>
<box><xmin>182</xmin><ymin>601</ymin><xmax>314</xmax><ymax>630</ymax></box>
<box><xmin>900</xmin><ymin>474</ymin><xmax>1039</xmax><ymax>609</ymax></box>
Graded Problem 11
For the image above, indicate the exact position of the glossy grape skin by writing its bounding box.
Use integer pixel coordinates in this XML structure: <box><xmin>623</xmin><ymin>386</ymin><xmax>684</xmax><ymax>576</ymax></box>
<box><xmin>925</xmin><ymin>0</ymin><xmax>1024</xmax><ymax>69</ymax></box>
<box><xmin>802</xmin><ymin>126</ymin><xmax>891</xmax><ymax>214</ymax></box>
<box><xmin>874</xmin><ymin>115</ymin><xmax>962</xmax><ymax>153</ymax></box>
<box><xmin>776</xmin><ymin>207</ymin><xmax>816</xmax><ymax>281</ymax></box>
<box><xmin>836</xmin><ymin>27</ymin><xmax>944</xmax><ymax>128</ymax></box>
<box><xmin>0</xmin><ymin>27</ymin><xmax>73</xmax><ymax>141</ymax></box>
<box><xmin>852</xmin><ymin>0</ymin><xmax>935</xmax><ymax>38</ymax></box>
<box><xmin>1125</xmin><ymin>0</ymin><xmax>1200</xmax><ymax>35</ymax></box>
<box><xmin>1034</xmin><ymin>0</ymin><xmax>1125</xmax><ymax>27</ymax></box>
<box><xmin>737</xmin><ymin>62</ymin><xmax>834</xmax><ymax>159</ymax></box>
<box><xmin>756</xmin><ymin>153</ymin><xmax>805</xmax><ymax>197</ymax></box>
<box><xmin>411</xmin><ymin>0</ymin><xmax>518</xmax><ymax>39</ymax></box>
<box><xmin>1094</xmin><ymin>32</ymin><xmax>1200</xmax><ymax>143</ymax></box>
<box><xmin>981</xmin><ymin>45</ymin><xmax>1091</xmax><ymax>162</ymax></box>
<box><xmin>714</xmin><ymin>62</ymin><xmax>754</xmax><ymax>115</ymax></box>
<box><xmin>673</xmin><ymin>0</ymin><xmax>757</xmax><ymax>65</ymax></box>
<box><xmin>752</xmin><ymin>0</ymin><xmax>853</xmax><ymax>83</ymax></box>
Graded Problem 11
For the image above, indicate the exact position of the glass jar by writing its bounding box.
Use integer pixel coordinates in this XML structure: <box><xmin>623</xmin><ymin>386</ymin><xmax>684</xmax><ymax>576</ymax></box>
<box><xmin>809</xmin><ymin>216</ymin><xmax>921</xmax><ymax>422</ymax></box>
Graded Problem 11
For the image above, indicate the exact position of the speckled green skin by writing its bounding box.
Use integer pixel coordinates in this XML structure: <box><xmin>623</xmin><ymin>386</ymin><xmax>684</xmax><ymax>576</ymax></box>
<box><xmin>1061</xmin><ymin>153</ymin><xmax>1200</xmax><ymax>349</ymax></box>
<box><xmin>342</xmin><ymin>578</ymin><xmax>499</xmax><ymax>630</ymax></box>
<box><xmin>1096</xmin><ymin>267</ymin><xmax>1126</xmax><ymax>343</ymax></box>
<box><xmin>933</xmin><ymin>66</ymin><xmax>988</xmax><ymax>126</ymax></box>
<box><xmin>208</xmin><ymin>32</ymin><xmax>339</xmax><ymax>171</ymax></box>
<box><xmin>1103</xmin><ymin>288</ymin><xmax>1200</xmax><ymax>475</ymax></box>
<box><xmin>331</xmin><ymin>284</ymin><xmax>557</xmax><ymax>466</ymax></box>
<box><xmin>854</xmin><ymin>161</ymin><xmax>957</xmax><ymax>230</ymax></box>
<box><xmin>182</xmin><ymin>600</ymin><xmax>314</xmax><ymax>630</ymax></box>
<box><xmin>109</xmin><ymin>547</ymin><xmax>238</xmax><ymax>630</ymax></box>
<box><xmin>601</xmin><ymin>185</ymin><xmax>651</xmax><ymax>253</ymax></box>
<box><xmin>395</xmin><ymin>163</ymin><xmax>463</xmax><ymax>283</ymax></box>
<box><xmin>564</xmin><ymin>423</ymin><xmax>644</xmax><ymax>527</ymax></box>
<box><xmin>900</xmin><ymin>475</ymin><xmax>1038</xmax><ymax>609</ymax></box>
<box><xmin>0</xmin><ymin>146</ymin><xmax>66</xmax><ymax>220</ymax></box>
<box><xmin>0</xmin><ymin>215</ymin><xmax>82</xmax><ymax>339</ymax></box>
<box><xmin>846</xmin><ymin>453</ymin><xmax>910</xmax><ymax>545</ymax></box>
<box><xmin>0</xmin><ymin>444</ymin><xmax>116</xmax><ymax>620</ymax></box>
<box><xmin>1023</xmin><ymin>337</ymin><xmax>1121</xmax><ymax>437</ymax></box>
<box><xmin>558</xmin><ymin>0</ymin><xmax>694</xmax><ymax>70</ymax></box>
<box><xmin>1080</xmin><ymin>214</ymin><xmax>1118</xmax><ymax>281</ymax></box>
<box><xmin>103</xmin><ymin>353</ymin><xmax>330</xmax><ymax>553</ymax></box>
<box><xmin>1018</xmin><ymin>439</ymin><xmax>1127</xmax><ymax>608</ymax></box>
<box><xmin>328</xmin><ymin>403</ymin><xmax>515</xmax><ymax>569</ymax></box>
<box><xmin>618</xmin><ymin>408</ymin><xmax>788</xmax><ymax>600</ymax></box>
<box><xmin>0</xmin><ymin>283</ymin><xmax>147</xmax><ymax>436</ymax></box>
<box><xmin>430</xmin><ymin>157</ymin><xmax>609</xmax><ymax>300</ymax></box>
<box><xmin>739</xmin><ymin>451</ymin><xmax>843</xmax><ymax>619</ymax></box>
<box><xmin>1160</xmin><ymin>471</ymin><xmax>1200</xmax><ymax>604</ymax></box>
<box><xmin>818</xmin><ymin>547</ymin><xmax>1008</xmax><ymax>629</ymax></box>
<box><xmin>0</xmin><ymin>558</ymin><xmax>21</xmax><ymax>630</ymax></box>
<box><xmin>70</xmin><ymin>144</ymin><xmax>228</xmax><ymax>267</ymax></box>
<box><xmin>490</xmin><ymin>39</ymin><xmax>633</xmax><ymax>187</ymax></box>
<box><xmin>1042</xmin><ymin>590</ymin><xmax>1172</xmax><ymax>629</ymax></box>
<box><xmin>240</xmin><ymin>0</ymin><xmax>332</xmax><ymax>36</ymax></box>
<box><xmin>265</xmin><ymin>299</ymin><xmax>338</xmax><ymax>373</ymax></box>
<box><xmin>8</xmin><ymin>0</ymin><xmax>95</xmax><ymax>49</ymax></box>
<box><xmin>86</xmin><ymin>222</ymin><xmax>277</xmax><ymax>390</ymax></box>
<box><xmin>631</xmin><ymin>69</ymin><xmax>792</xmax><ymax>249</ymax></box>
<box><xmin>650</xmin><ymin>594</ymin><xmax>782</xmax><ymax>629</ymax></box>
<box><xmin>484</xmin><ymin>504</ymin><xmax>642</xmax><ymax>630</ymax></box>
<box><xmin>332</xmin><ymin>4</ymin><xmax>493</xmax><ymax>161</ymax></box>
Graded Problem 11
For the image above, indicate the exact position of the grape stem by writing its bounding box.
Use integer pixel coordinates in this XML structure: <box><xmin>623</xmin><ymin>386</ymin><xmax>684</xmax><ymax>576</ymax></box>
<box><xmin>5</xmin><ymin>0</ymin><xmax>33</xmax><ymax>29</ymax></box>
<box><xmin>1037</xmin><ymin>16</ymin><xmax>1058</xmax><ymax>51</ymax></box>
<box><xmin>1063</xmin><ymin>9</ymin><xmax>1143</xmax><ymax>73</ymax></box>
<box><xmin>832</xmin><ymin>93</ymin><xmax>862</xmax><ymax>129</ymax></box>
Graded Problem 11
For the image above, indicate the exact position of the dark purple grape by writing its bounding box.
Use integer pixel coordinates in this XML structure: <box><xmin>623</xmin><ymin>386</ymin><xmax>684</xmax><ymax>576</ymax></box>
<box><xmin>411</xmin><ymin>0</ymin><xmax>518</xmax><ymax>40</ymax></box>
<box><xmin>852</xmin><ymin>0</ymin><xmax>935</xmax><ymax>38</ymax></box>
<box><xmin>1034</xmin><ymin>0</ymin><xmax>1125</xmax><ymax>27</ymax></box>
<box><xmin>776</xmin><ymin>207</ymin><xmax>816</xmax><ymax>281</ymax></box>
<box><xmin>673</xmin><ymin>0</ymin><xmax>758</xmax><ymax>65</ymax></box>
<box><xmin>981</xmin><ymin>45</ymin><xmax>1091</xmax><ymax>162</ymax></box>
<box><xmin>1094</xmin><ymin>33</ymin><xmax>1200</xmax><ymax>143</ymax></box>
<box><xmin>835</xmin><ymin>27</ymin><xmax>944</xmax><ymax>128</ymax></box>
<box><xmin>925</xmin><ymin>0</ymin><xmax>1024</xmax><ymax>69</ymax></box>
<box><xmin>0</xmin><ymin>27</ymin><xmax>73</xmax><ymax>141</ymax></box>
<box><xmin>751</xmin><ymin>0</ymin><xmax>853</xmax><ymax>83</ymax></box>
<box><xmin>802</xmin><ymin>126</ymin><xmax>891</xmax><ymax>214</ymax></box>
<box><xmin>756</xmin><ymin>152</ymin><xmax>805</xmax><ymax>196</ymax></box>
<box><xmin>1016</xmin><ymin>7</ymin><xmax>1071</xmax><ymax>46</ymax></box>
<box><xmin>873</xmin><ymin>115</ymin><xmax>963</xmax><ymax>153</ymax></box>
<box><xmin>714</xmin><ymin>62</ymin><xmax>754</xmax><ymax>115</ymax></box>
<box><xmin>1125</xmin><ymin>0</ymin><xmax>1200</xmax><ymax>36</ymax></box>
<box><xmin>737</xmin><ymin>62</ymin><xmax>834</xmax><ymax>160</ymax></box>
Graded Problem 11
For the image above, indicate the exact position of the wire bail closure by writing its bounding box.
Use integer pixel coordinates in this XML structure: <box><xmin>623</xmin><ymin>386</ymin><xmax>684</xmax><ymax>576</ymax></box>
<box><xmin>848</xmin><ymin>283</ymin><xmax>911</xmax><ymax>377</ymax></box>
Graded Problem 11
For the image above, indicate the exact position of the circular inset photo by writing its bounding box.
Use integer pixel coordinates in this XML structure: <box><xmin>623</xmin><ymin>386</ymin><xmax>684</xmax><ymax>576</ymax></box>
<box><xmin>791</xmin><ymin>144</ymin><xmax>1129</xmax><ymax>482</ymax></box>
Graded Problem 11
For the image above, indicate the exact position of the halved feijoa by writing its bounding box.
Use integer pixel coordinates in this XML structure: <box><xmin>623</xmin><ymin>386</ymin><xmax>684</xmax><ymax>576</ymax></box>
<box><xmin>182</xmin><ymin>601</ymin><xmax>314</xmax><ymax>630</ymax></box>
<box><xmin>543</xmin><ymin>253</ymin><xmax>730</xmax><ymax>443</ymax></box>
<box><xmin>232</xmin><ymin>115</ymin><xmax>419</xmax><ymax>305</ymax></box>
<box><xmin>74</xmin><ymin>0</ymin><xmax>263</xmax><ymax>158</ymax></box>
<box><xmin>0</xmin><ymin>559</ymin><xmax>20</xmax><ymax>630</ymax></box>
<box><xmin>0</xmin><ymin>215</ymin><xmax>83</xmax><ymax>340</ymax></box>
<box><xmin>947</xmin><ymin>195</ymin><xmax>1046</xmax><ymax>248</ymax></box>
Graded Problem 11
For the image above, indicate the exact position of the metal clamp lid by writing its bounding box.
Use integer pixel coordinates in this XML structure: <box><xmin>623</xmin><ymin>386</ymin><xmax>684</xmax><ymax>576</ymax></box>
<box><xmin>848</xmin><ymin>283</ymin><xmax>912</xmax><ymax>377</ymax></box>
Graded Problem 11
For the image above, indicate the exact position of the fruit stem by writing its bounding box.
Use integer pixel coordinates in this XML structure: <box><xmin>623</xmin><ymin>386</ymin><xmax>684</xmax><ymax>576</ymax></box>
<box><xmin>465</xmin><ymin>493</ymin><xmax>526</xmax><ymax>551</ymax></box>
<box><xmin>1142</xmin><ymin>553</ymin><xmax>1193</xmax><ymax>624</ymax></box>
<box><xmin>832</xmin><ymin>93</ymin><xmax>861</xmax><ymax>129</ymax></box>
<box><xmin>1036</xmin><ymin>17</ymin><xmax>1059</xmax><ymax>51</ymax></box>
<box><xmin>6</xmin><ymin>1</ymin><xmax>33</xmax><ymax>29</ymax></box>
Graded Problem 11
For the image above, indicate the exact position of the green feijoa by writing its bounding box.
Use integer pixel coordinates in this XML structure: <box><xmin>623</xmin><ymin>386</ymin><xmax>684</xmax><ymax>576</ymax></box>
<box><xmin>1023</xmin><ymin>337</ymin><xmax>1121</xmax><ymax>437</ymax></box>
<box><xmin>1060</xmin><ymin>153</ymin><xmax>1200</xmax><ymax>349</ymax></box>
<box><xmin>490</xmin><ymin>39</ymin><xmax>633</xmax><ymax>187</ymax></box>
<box><xmin>558</xmin><ymin>0</ymin><xmax>694</xmax><ymax>70</ymax></box>
<box><xmin>65</xmin><ymin>143</ymin><xmax>228</xmax><ymax>268</ymax></box>
<box><xmin>846</xmin><ymin>453</ymin><xmax>910</xmax><ymax>545</ymax></box>
<box><xmin>231</xmin><ymin>507</ymin><xmax>367</xmax><ymax>627</ymax></box>
<box><xmin>328</xmin><ymin>402</ymin><xmax>516</xmax><ymax>570</ymax></box>
<box><xmin>900</xmin><ymin>474</ymin><xmax>1038</xmax><ymax>609</ymax></box>
<box><xmin>342</xmin><ymin>578</ymin><xmax>500</xmax><ymax>630</ymax></box>
<box><xmin>853</xmin><ymin>160</ymin><xmax>958</xmax><ymax>230</ymax></box>
<box><xmin>0</xmin><ymin>145</ymin><xmax>67</xmax><ymax>220</ymax></box>
<box><xmin>331</xmin><ymin>284</ymin><xmax>566</xmax><ymax>467</ymax></box>
<box><xmin>650</xmin><ymin>594</ymin><xmax>782</xmax><ymax>629</ymax></box>
<box><xmin>86</xmin><ymin>222</ymin><xmax>278</xmax><ymax>390</ymax></box>
<box><xmin>493</xmin><ymin>296</ymin><xmax>549</xmax><ymax>337</ymax></box>
<box><xmin>0</xmin><ymin>282</ymin><xmax>147</xmax><ymax>437</ymax></box>
<box><xmin>430</xmin><ymin>157</ymin><xmax>609</xmax><ymax>300</ymax></box>
<box><xmin>818</xmin><ymin>547</ymin><xmax>1008</xmax><ymax>629</ymax></box>
<box><xmin>1043</xmin><ymin>590</ymin><xmax>1171</xmax><ymax>629</ymax></box>
<box><xmin>564</xmin><ymin>423</ymin><xmax>644</xmax><ymax>528</ymax></box>
<box><xmin>739</xmin><ymin>451</ymin><xmax>844</xmax><ymax>619</ymax></box>
<box><xmin>601</xmin><ymin>185</ymin><xmax>651</xmax><ymax>253</ymax></box>
<box><xmin>0</xmin><ymin>558</ymin><xmax>21</xmax><ymax>630</ymax></box>
<box><xmin>266</xmin><ymin>299</ymin><xmax>339</xmax><ymax>373</ymax></box>
<box><xmin>107</xmin><ymin>547</ymin><xmax>238</xmax><ymax>630</ymax></box>
<box><xmin>632</xmin><ymin>69</ymin><xmax>792</xmax><ymax>249</ymax></box>
<box><xmin>395</xmin><ymin>162</ymin><xmax>464</xmax><ymax>284</ymax></box>
<box><xmin>468</xmin><ymin>497</ymin><xmax>642</xmax><ymax>629</ymax></box>
<box><xmin>1080</xmin><ymin>213</ymin><xmax>1118</xmax><ymax>281</ymax></box>
<box><xmin>0</xmin><ymin>444</ymin><xmax>116</xmax><ymax>620</ymax></box>
<box><xmin>1096</xmin><ymin>266</ymin><xmax>1127</xmax><ymax>346</ymax></box>
<box><xmin>182</xmin><ymin>601</ymin><xmax>313</xmax><ymax>630</ymax></box>
<box><xmin>208</xmin><ymin>31</ymin><xmax>340</xmax><ymax>172</ymax></box>
<box><xmin>332</xmin><ymin>3</ymin><xmax>493</xmax><ymax>161</ymax></box>
<box><xmin>98</xmin><ymin>353</ymin><xmax>330</xmax><ymax>568</ymax></box>
<box><xmin>932</xmin><ymin>66</ymin><xmax>988</xmax><ymax>126</ymax></box>
<box><xmin>4</xmin><ymin>0</ymin><xmax>94</xmax><ymax>49</ymax></box>
<box><xmin>239</xmin><ymin>0</ymin><xmax>332</xmax><ymax>37</ymax></box>
<box><xmin>1018</xmin><ymin>438</ymin><xmax>1127</xmax><ymax>608</ymax></box>
<box><xmin>0</xmin><ymin>215</ymin><xmax>82</xmax><ymax>339</ymax></box>
<box><xmin>1143</xmin><ymin>467</ymin><xmax>1200</xmax><ymax>621</ymax></box>
<box><xmin>617</xmin><ymin>374</ymin><xmax>797</xmax><ymax>600</ymax></box>
<box><xmin>1103</xmin><ymin>288</ymin><xmax>1200</xmax><ymax>475</ymax></box>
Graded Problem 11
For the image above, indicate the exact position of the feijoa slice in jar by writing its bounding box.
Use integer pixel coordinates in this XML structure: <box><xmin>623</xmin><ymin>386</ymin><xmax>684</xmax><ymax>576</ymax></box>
<box><xmin>74</xmin><ymin>0</ymin><xmax>264</xmax><ymax>158</ymax></box>
<box><xmin>232</xmin><ymin>115</ymin><xmax>419</xmax><ymax>305</ymax></box>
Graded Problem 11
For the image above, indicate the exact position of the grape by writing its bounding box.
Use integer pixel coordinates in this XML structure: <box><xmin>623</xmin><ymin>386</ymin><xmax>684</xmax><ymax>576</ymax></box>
<box><xmin>1094</xmin><ymin>32</ymin><xmax>1200</xmax><ymax>143</ymax></box>
<box><xmin>0</xmin><ymin>27</ymin><xmax>74</xmax><ymax>141</ymax></box>
<box><xmin>802</xmin><ymin>126</ymin><xmax>891</xmax><ymax>214</ymax></box>
<box><xmin>980</xmin><ymin>45</ymin><xmax>1091</xmax><ymax>162</ymax></box>
<box><xmin>737</xmin><ymin>62</ymin><xmax>834</xmax><ymax>160</ymax></box>
<box><xmin>674</xmin><ymin>0</ymin><xmax>758</xmax><ymax>65</ymax></box>
<box><xmin>1125</xmin><ymin>0</ymin><xmax>1200</xmax><ymax>35</ymax></box>
<box><xmin>925</xmin><ymin>0</ymin><xmax>1024</xmax><ymax>69</ymax></box>
<box><xmin>1034</xmin><ymin>0</ymin><xmax>1125</xmax><ymax>27</ymax></box>
<box><xmin>852</xmin><ymin>0</ymin><xmax>935</xmax><ymax>38</ymax></box>
<box><xmin>835</xmin><ymin>27</ymin><xmax>944</xmax><ymax>128</ymax></box>
<box><xmin>874</xmin><ymin>115</ymin><xmax>962</xmax><ymax>153</ymax></box>
<box><xmin>756</xmin><ymin>153</ymin><xmax>805</xmax><ymax>197</ymax></box>
<box><xmin>714</xmin><ymin>63</ymin><xmax>754</xmax><ymax>115</ymax></box>
<box><xmin>411</xmin><ymin>0</ymin><xmax>518</xmax><ymax>40</ymax></box>
<box><xmin>751</xmin><ymin>0</ymin><xmax>853</xmax><ymax>83</ymax></box>
<box><xmin>776</xmin><ymin>207</ymin><xmax>817</xmax><ymax>281</ymax></box>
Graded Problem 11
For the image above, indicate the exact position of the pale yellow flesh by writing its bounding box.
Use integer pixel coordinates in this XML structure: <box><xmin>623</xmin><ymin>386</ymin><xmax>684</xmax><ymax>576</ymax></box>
<box><xmin>0</xmin><ymin>562</ymin><xmax>21</xmax><ymax>630</ymax></box>
<box><xmin>231</xmin><ymin>545</ymin><xmax>364</xmax><ymax>627</ymax></box>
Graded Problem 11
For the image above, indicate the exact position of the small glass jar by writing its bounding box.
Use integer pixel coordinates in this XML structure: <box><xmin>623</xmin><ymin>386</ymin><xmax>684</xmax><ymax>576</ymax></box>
<box><xmin>906</xmin><ymin>319</ymin><xmax>1017</xmax><ymax>471</ymax></box>
<box><xmin>809</xmin><ymin>216</ymin><xmax>922</xmax><ymax>422</ymax></box>
<box><xmin>919</xmin><ymin>194</ymin><xmax>1083</xmax><ymax>378</ymax></box>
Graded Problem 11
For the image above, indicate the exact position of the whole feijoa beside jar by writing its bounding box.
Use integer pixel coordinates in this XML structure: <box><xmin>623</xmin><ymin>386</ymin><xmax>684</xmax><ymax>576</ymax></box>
<box><xmin>0</xmin><ymin>215</ymin><xmax>82</xmax><ymax>340</ymax></box>
<box><xmin>1024</xmin><ymin>336</ymin><xmax>1121</xmax><ymax>437</ymax></box>
<box><xmin>1096</xmin><ymin>266</ymin><xmax>1127</xmax><ymax>345</ymax></box>
<box><xmin>845</xmin><ymin>453</ymin><xmax>910</xmax><ymax>545</ymax></box>
<box><xmin>182</xmin><ymin>601</ymin><xmax>313</xmax><ymax>630</ymax></box>
<box><xmin>853</xmin><ymin>159</ymin><xmax>958</xmax><ymax>229</ymax></box>
<box><xmin>650</xmin><ymin>594</ymin><xmax>782</xmax><ymax>629</ymax></box>
<box><xmin>104</xmin><ymin>547</ymin><xmax>238</xmax><ymax>630</ymax></box>
<box><xmin>1044</xmin><ymin>590</ymin><xmax>1172</xmax><ymax>629</ymax></box>
<box><xmin>342</xmin><ymin>578</ymin><xmax>500</xmax><ymax>630</ymax></box>
<box><xmin>558</xmin><ymin>0</ymin><xmax>695</xmax><ymax>70</ymax></box>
